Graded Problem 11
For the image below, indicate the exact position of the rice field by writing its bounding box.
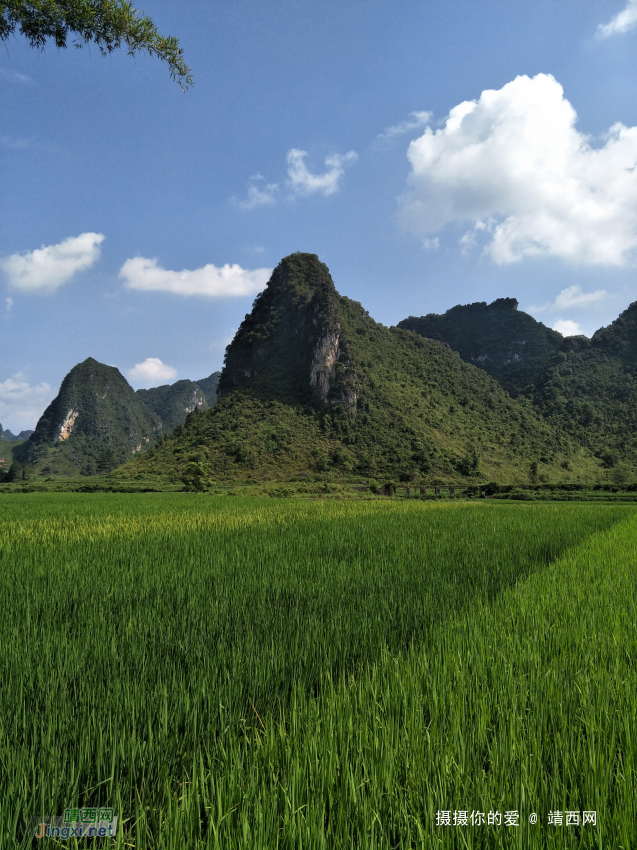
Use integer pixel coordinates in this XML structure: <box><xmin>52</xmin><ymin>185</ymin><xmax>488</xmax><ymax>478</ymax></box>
<box><xmin>1</xmin><ymin>494</ymin><xmax>636</xmax><ymax>848</ymax></box>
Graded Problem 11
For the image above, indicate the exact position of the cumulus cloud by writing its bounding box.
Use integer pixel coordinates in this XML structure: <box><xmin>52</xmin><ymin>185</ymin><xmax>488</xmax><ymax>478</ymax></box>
<box><xmin>0</xmin><ymin>374</ymin><xmax>52</xmax><ymax>432</ymax></box>
<box><xmin>400</xmin><ymin>73</ymin><xmax>637</xmax><ymax>266</ymax></box>
<box><xmin>236</xmin><ymin>174</ymin><xmax>280</xmax><ymax>209</ymax></box>
<box><xmin>120</xmin><ymin>257</ymin><xmax>272</xmax><ymax>298</ymax></box>
<box><xmin>530</xmin><ymin>285</ymin><xmax>608</xmax><ymax>313</ymax></box>
<box><xmin>597</xmin><ymin>0</ymin><xmax>637</xmax><ymax>37</ymax></box>
<box><xmin>553</xmin><ymin>319</ymin><xmax>583</xmax><ymax>337</ymax></box>
<box><xmin>286</xmin><ymin>149</ymin><xmax>358</xmax><ymax>196</ymax></box>
<box><xmin>128</xmin><ymin>358</ymin><xmax>177</xmax><ymax>386</ymax></box>
<box><xmin>0</xmin><ymin>232</ymin><xmax>104</xmax><ymax>292</ymax></box>
<box><xmin>378</xmin><ymin>111</ymin><xmax>433</xmax><ymax>141</ymax></box>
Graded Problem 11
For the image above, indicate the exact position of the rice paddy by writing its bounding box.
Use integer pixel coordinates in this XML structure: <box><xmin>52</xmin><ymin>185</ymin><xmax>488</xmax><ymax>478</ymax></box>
<box><xmin>1</xmin><ymin>494</ymin><xmax>636</xmax><ymax>848</ymax></box>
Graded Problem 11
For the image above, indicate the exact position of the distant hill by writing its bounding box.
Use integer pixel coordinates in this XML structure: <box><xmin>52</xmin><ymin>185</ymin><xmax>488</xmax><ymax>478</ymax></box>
<box><xmin>136</xmin><ymin>373</ymin><xmax>219</xmax><ymax>433</ymax></box>
<box><xmin>531</xmin><ymin>302</ymin><xmax>637</xmax><ymax>474</ymax></box>
<box><xmin>398</xmin><ymin>299</ymin><xmax>562</xmax><ymax>397</ymax></box>
<box><xmin>0</xmin><ymin>424</ymin><xmax>34</xmax><ymax>442</ymax></box>
<box><xmin>194</xmin><ymin>372</ymin><xmax>221</xmax><ymax>404</ymax></box>
<box><xmin>17</xmin><ymin>358</ymin><xmax>162</xmax><ymax>476</ymax></box>
<box><xmin>127</xmin><ymin>253</ymin><xmax>597</xmax><ymax>485</ymax></box>
<box><xmin>136</xmin><ymin>380</ymin><xmax>205</xmax><ymax>433</ymax></box>
<box><xmin>16</xmin><ymin>362</ymin><xmax>223</xmax><ymax>476</ymax></box>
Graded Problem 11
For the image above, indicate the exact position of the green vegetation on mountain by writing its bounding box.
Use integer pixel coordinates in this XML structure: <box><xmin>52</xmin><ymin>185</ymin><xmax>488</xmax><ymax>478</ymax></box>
<box><xmin>16</xmin><ymin>257</ymin><xmax>637</xmax><ymax>487</ymax></box>
<box><xmin>14</xmin><ymin>360</ymin><xmax>223</xmax><ymax>478</ymax></box>
<box><xmin>399</xmin><ymin>298</ymin><xmax>562</xmax><ymax>397</ymax></box>
<box><xmin>194</xmin><ymin>371</ymin><xmax>221</xmax><ymax>405</ymax></box>
<box><xmin>16</xmin><ymin>358</ymin><xmax>162</xmax><ymax>476</ymax></box>
<box><xmin>136</xmin><ymin>379</ymin><xmax>207</xmax><ymax>433</ymax></box>
<box><xmin>531</xmin><ymin>302</ymin><xmax>637</xmax><ymax>478</ymax></box>
<box><xmin>126</xmin><ymin>254</ymin><xmax>599</xmax><ymax>485</ymax></box>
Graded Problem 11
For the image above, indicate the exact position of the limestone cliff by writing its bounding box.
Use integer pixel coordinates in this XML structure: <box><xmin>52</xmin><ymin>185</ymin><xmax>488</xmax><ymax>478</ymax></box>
<box><xmin>218</xmin><ymin>253</ymin><xmax>359</xmax><ymax>411</ymax></box>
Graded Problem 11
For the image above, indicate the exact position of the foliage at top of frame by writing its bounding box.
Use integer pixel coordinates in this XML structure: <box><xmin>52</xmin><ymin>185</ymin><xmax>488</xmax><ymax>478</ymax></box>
<box><xmin>0</xmin><ymin>0</ymin><xmax>193</xmax><ymax>88</ymax></box>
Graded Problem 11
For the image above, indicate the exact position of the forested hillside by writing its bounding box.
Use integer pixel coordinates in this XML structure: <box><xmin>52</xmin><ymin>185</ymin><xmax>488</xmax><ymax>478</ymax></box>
<box><xmin>398</xmin><ymin>298</ymin><xmax>562</xmax><ymax>397</ymax></box>
<box><xmin>531</xmin><ymin>303</ymin><xmax>637</xmax><ymax>478</ymax></box>
<box><xmin>126</xmin><ymin>254</ymin><xmax>599</xmax><ymax>485</ymax></box>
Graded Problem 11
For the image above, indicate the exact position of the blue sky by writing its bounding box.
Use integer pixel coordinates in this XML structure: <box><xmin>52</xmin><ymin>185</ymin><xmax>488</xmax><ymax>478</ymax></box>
<box><xmin>2</xmin><ymin>0</ymin><xmax>637</xmax><ymax>430</ymax></box>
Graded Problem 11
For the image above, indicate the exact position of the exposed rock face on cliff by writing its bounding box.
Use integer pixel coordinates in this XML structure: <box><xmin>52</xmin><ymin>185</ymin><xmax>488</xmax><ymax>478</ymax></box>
<box><xmin>57</xmin><ymin>409</ymin><xmax>79</xmax><ymax>441</ymax></box>
<box><xmin>218</xmin><ymin>253</ymin><xmax>359</xmax><ymax>411</ymax></box>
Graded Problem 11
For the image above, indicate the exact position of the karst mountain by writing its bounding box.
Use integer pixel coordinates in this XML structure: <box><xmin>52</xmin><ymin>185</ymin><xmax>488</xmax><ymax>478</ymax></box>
<box><xmin>17</xmin><ymin>253</ymin><xmax>637</xmax><ymax>483</ymax></box>
<box><xmin>128</xmin><ymin>253</ymin><xmax>597</xmax><ymax>483</ymax></box>
<box><xmin>16</xmin><ymin>358</ymin><xmax>220</xmax><ymax>476</ymax></box>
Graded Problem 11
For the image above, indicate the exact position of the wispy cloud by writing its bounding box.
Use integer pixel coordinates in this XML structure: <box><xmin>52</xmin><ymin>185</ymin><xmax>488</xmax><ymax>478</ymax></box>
<box><xmin>128</xmin><ymin>358</ymin><xmax>177</xmax><ymax>387</ymax></box>
<box><xmin>377</xmin><ymin>111</ymin><xmax>432</xmax><ymax>141</ymax></box>
<box><xmin>530</xmin><ymin>285</ymin><xmax>608</xmax><ymax>313</ymax></box>
<box><xmin>0</xmin><ymin>134</ymin><xmax>66</xmax><ymax>154</ymax></box>
<box><xmin>286</xmin><ymin>149</ymin><xmax>358</xmax><ymax>197</ymax></box>
<box><xmin>235</xmin><ymin>174</ymin><xmax>280</xmax><ymax>209</ymax></box>
<box><xmin>0</xmin><ymin>233</ymin><xmax>104</xmax><ymax>293</ymax></box>
<box><xmin>0</xmin><ymin>135</ymin><xmax>34</xmax><ymax>150</ymax></box>
<box><xmin>237</xmin><ymin>148</ymin><xmax>358</xmax><ymax>209</ymax></box>
<box><xmin>597</xmin><ymin>0</ymin><xmax>637</xmax><ymax>37</ymax></box>
<box><xmin>0</xmin><ymin>67</ymin><xmax>35</xmax><ymax>85</ymax></box>
<box><xmin>120</xmin><ymin>257</ymin><xmax>272</xmax><ymax>298</ymax></box>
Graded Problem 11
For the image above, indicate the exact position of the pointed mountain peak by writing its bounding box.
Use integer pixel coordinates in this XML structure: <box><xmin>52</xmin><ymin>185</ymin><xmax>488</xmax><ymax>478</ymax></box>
<box><xmin>217</xmin><ymin>253</ymin><xmax>357</xmax><ymax>410</ymax></box>
<box><xmin>21</xmin><ymin>358</ymin><xmax>161</xmax><ymax>475</ymax></box>
<box><xmin>592</xmin><ymin>300</ymin><xmax>637</xmax><ymax>361</ymax></box>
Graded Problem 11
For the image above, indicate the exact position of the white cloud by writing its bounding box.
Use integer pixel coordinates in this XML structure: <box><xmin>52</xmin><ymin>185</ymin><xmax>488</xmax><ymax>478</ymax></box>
<box><xmin>0</xmin><ymin>233</ymin><xmax>104</xmax><ymax>292</ymax></box>
<box><xmin>530</xmin><ymin>285</ymin><xmax>608</xmax><ymax>313</ymax></box>
<box><xmin>400</xmin><ymin>73</ymin><xmax>637</xmax><ymax>266</ymax></box>
<box><xmin>286</xmin><ymin>149</ymin><xmax>358</xmax><ymax>196</ymax></box>
<box><xmin>378</xmin><ymin>111</ymin><xmax>433</xmax><ymax>141</ymax></box>
<box><xmin>553</xmin><ymin>319</ymin><xmax>583</xmax><ymax>337</ymax></box>
<box><xmin>236</xmin><ymin>175</ymin><xmax>279</xmax><ymax>209</ymax></box>
<box><xmin>5</xmin><ymin>297</ymin><xmax>12</xmax><ymax>313</ymax></box>
<box><xmin>0</xmin><ymin>67</ymin><xmax>35</xmax><ymax>85</ymax></box>
<box><xmin>0</xmin><ymin>375</ymin><xmax>53</xmax><ymax>432</ymax></box>
<box><xmin>128</xmin><ymin>358</ymin><xmax>177</xmax><ymax>386</ymax></box>
<box><xmin>422</xmin><ymin>237</ymin><xmax>440</xmax><ymax>250</ymax></box>
<box><xmin>597</xmin><ymin>0</ymin><xmax>637</xmax><ymax>37</ymax></box>
<box><xmin>120</xmin><ymin>257</ymin><xmax>272</xmax><ymax>297</ymax></box>
<box><xmin>553</xmin><ymin>285</ymin><xmax>607</xmax><ymax>310</ymax></box>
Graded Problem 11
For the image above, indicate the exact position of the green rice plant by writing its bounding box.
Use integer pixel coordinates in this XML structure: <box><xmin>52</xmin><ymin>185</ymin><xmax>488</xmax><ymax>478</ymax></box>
<box><xmin>0</xmin><ymin>495</ymin><xmax>635</xmax><ymax>848</ymax></box>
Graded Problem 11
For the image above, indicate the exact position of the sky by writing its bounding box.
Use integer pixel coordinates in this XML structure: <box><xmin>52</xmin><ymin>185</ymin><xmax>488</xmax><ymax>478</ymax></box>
<box><xmin>2</xmin><ymin>0</ymin><xmax>637</xmax><ymax>430</ymax></box>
